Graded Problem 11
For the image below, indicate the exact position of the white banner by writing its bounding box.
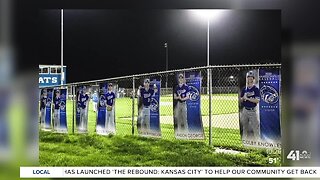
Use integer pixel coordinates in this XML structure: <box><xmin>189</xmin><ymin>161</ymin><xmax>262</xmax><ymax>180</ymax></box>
<box><xmin>20</xmin><ymin>167</ymin><xmax>319</xmax><ymax>178</ymax></box>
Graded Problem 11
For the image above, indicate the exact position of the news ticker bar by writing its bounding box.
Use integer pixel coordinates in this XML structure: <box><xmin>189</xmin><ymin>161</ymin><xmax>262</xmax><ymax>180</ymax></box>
<box><xmin>21</xmin><ymin>167</ymin><xmax>319</xmax><ymax>178</ymax></box>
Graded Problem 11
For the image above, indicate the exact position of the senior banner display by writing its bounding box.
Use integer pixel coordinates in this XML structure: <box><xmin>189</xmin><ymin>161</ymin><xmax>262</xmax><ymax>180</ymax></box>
<box><xmin>137</xmin><ymin>79</ymin><xmax>161</xmax><ymax>137</ymax></box>
<box><xmin>96</xmin><ymin>83</ymin><xmax>117</xmax><ymax>135</ymax></box>
<box><xmin>173</xmin><ymin>71</ymin><xmax>204</xmax><ymax>139</ymax></box>
<box><xmin>259</xmin><ymin>68</ymin><xmax>281</xmax><ymax>145</ymax></box>
<box><xmin>40</xmin><ymin>88</ymin><xmax>53</xmax><ymax>130</ymax></box>
<box><xmin>76</xmin><ymin>86</ymin><xmax>90</xmax><ymax>133</ymax></box>
<box><xmin>238</xmin><ymin>68</ymin><xmax>281</xmax><ymax>148</ymax></box>
<box><xmin>52</xmin><ymin>88</ymin><xmax>68</xmax><ymax>133</ymax></box>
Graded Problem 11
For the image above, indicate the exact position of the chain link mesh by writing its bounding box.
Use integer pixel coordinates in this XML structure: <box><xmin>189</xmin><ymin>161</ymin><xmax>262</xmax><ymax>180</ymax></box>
<box><xmin>40</xmin><ymin>64</ymin><xmax>281</xmax><ymax>150</ymax></box>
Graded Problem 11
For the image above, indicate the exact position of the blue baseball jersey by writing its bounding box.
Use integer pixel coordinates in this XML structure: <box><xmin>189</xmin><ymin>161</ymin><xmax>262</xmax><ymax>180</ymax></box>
<box><xmin>175</xmin><ymin>84</ymin><xmax>189</xmax><ymax>102</ymax></box>
<box><xmin>53</xmin><ymin>97</ymin><xmax>61</xmax><ymax>109</ymax></box>
<box><xmin>106</xmin><ymin>91</ymin><xmax>116</xmax><ymax>106</ymax></box>
<box><xmin>140</xmin><ymin>88</ymin><xmax>155</xmax><ymax>107</ymax></box>
<box><xmin>79</xmin><ymin>93</ymin><xmax>89</xmax><ymax>109</ymax></box>
<box><xmin>241</xmin><ymin>85</ymin><xmax>260</xmax><ymax>108</ymax></box>
<box><xmin>40</xmin><ymin>96</ymin><xmax>47</xmax><ymax>110</ymax></box>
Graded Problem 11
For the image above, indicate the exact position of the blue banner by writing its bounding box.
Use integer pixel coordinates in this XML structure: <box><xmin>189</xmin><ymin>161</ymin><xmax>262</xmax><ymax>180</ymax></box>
<box><xmin>185</xmin><ymin>72</ymin><xmax>204</xmax><ymax>139</ymax></box>
<box><xmin>76</xmin><ymin>86</ymin><xmax>89</xmax><ymax>133</ymax></box>
<box><xmin>96</xmin><ymin>83</ymin><xmax>117</xmax><ymax>135</ymax></box>
<box><xmin>76</xmin><ymin>87</ymin><xmax>80</xmax><ymax>130</ymax></box>
<box><xmin>149</xmin><ymin>80</ymin><xmax>161</xmax><ymax>137</ymax></box>
<box><xmin>173</xmin><ymin>72</ymin><xmax>204</xmax><ymax>139</ymax></box>
<box><xmin>238</xmin><ymin>69</ymin><xmax>281</xmax><ymax>149</ymax></box>
<box><xmin>58</xmin><ymin>89</ymin><xmax>68</xmax><ymax>133</ymax></box>
<box><xmin>44</xmin><ymin>88</ymin><xmax>53</xmax><ymax>130</ymax></box>
<box><xmin>259</xmin><ymin>68</ymin><xmax>281</xmax><ymax>146</ymax></box>
<box><xmin>137</xmin><ymin>79</ymin><xmax>161</xmax><ymax>137</ymax></box>
<box><xmin>96</xmin><ymin>84</ymin><xmax>107</xmax><ymax>134</ymax></box>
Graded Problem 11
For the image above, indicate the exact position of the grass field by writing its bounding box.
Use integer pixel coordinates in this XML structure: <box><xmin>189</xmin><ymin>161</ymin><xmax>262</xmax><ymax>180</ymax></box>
<box><xmin>39</xmin><ymin>131</ymin><xmax>280</xmax><ymax>166</ymax></box>
<box><xmin>40</xmin><ymin>93</ymin><xmax>281</xmax><ymax>166</ymax></box>
<box><xmin>114</xmin><ymin>94</ymin><xmax>239</xmax><ymax>118</ymax></box>
<box><xmin>62</xmin><ymin>94</ymin><xmax>241</xmax><ymax>149</ymax></box>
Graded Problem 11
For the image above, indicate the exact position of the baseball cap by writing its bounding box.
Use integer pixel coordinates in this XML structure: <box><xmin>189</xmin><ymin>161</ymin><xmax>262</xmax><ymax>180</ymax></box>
<box><xmin>108</xmin><ymin>83</ymin><xmax>113</xmax><ymax>86</ymax></box>
<box><xmin>56</xmin><ymin>90</ymin><xmax>60</xmax><ymax>93</ymax></box>
<box><xmin>246</xmin><ymin>71</ymin><xmax>255</xmax><ymax>78</ymax></box>
<box><xmin>178</xmin><ymin>73</ymin><xmax>184</xmax><ymax>78</ymax></box>
<box><xmin>144</xmin><ymin>79</ymin><xmax>150</xmax><ymax>83</ymax></box>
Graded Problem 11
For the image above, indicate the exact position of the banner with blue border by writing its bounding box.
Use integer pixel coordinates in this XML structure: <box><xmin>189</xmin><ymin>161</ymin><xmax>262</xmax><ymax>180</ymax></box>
<box><xmin>44</xmin><ymin>88</ymin><xmax>53</xmax><ymax>130</ymax></box>
<box><xmin>259</xmin><ymin>68</ymin><xmax>281</xmax><ymax>146</ymax></box>
<box><xmin>185</xmin><ymin>71</ymin><xmax>204</xmax><ymax>139</ymax></box>
<box><xmin>148</xmin><ymin>80</ymin><xmax>161</xmax><ymax>137</ymax></box>
<box><xmin>137</xmin><ymin>80</ymin><xmax>161</xmax><ymax>138</ymax></box>
<box><xmin>58</xmin><ymin>88</ymin><xmax>68</xmax><ymax>133</ymax></box>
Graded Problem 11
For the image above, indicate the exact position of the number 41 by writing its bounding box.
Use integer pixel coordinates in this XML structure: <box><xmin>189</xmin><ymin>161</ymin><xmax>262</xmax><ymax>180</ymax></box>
<box><xmin>287</xmin><ymin>150</ymin><xmax>300</xmax><ymax>161</ymax></box>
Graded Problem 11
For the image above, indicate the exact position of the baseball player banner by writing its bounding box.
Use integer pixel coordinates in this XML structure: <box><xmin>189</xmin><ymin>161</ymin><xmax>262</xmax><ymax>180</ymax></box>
<box><xmin>76</xmin><ymin>86</ymin><xmax>90</xmax><ymax>133</ymax></box>
<box><xmin>238</xmin><ymin>69</ymin><xmax>281</xmax><ymax>149</ymax></box>
<box><xmin>52</xmin><ymin>88</ymin><xmax>68</xmax><ymax>133</ymax></box>
<box><xmin>173</xmin><ymin>72</ymin><xmax>204</xmax><ymax>140</ymax></box>
<box><xmin>96</xmin><ymin>83</ymin><xmax>116</xmax><ymax>135</ymax></box>
<box><xmin>137</xmin><ymin>78</ymin><xmax>161</xmax><ymax>137</ymax></box>
<box><xmin>259</xmin><ymin>68</ymin><xmax>281</xmax><ymax>146</ymax></box>
<box><xmin>40</xmin><ymin>88</ymin><xmax>53</xmax><ymax>130</ymax></box>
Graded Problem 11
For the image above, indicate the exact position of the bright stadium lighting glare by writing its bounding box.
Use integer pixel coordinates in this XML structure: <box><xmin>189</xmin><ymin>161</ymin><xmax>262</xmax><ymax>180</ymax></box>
<box><xmin>189</xmin><ymin>9</ymin><xmax>227</xmax><ymax>23</ymax></box>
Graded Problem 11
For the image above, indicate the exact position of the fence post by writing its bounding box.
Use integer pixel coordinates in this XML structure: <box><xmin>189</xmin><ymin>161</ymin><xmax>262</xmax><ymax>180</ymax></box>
<box><xmin>208</xmin><ymin>67</ymin><xmax>213</xmax><ymax>146</ymax></box>
<box><xmin>132</xmin><ymin>76</ymin><xmax>135</xmax><ymax>135</ymax></box>
<box><xmin>72</xmin><ymin>85</ymin><xmax>75</xmax><ymax>134</ymax></box>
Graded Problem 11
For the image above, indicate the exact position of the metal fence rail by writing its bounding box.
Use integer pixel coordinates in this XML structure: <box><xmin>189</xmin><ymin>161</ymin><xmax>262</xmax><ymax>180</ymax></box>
<box><xmin>39</xmin><ymin>64</ymin><xmax>281</xmax><ymax>149</ymax></box>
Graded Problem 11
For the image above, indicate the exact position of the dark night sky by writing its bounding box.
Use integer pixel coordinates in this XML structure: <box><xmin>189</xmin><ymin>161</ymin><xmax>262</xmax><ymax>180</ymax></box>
<box><xmin>38</xmin><ymin>9</ymin><xmax>280</xmax><ymax>82</ymax></box>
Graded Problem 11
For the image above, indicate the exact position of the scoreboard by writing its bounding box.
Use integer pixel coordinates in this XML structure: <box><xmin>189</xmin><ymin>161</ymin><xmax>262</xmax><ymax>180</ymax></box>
<box><xmin>39</xmin><ymin>65</ymin><xmax>67</xmax><ymax>87</ymax></box>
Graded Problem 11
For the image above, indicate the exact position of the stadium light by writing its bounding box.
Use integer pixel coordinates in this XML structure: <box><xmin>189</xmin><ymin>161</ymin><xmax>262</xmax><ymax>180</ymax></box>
<box><xmin>189</xmin><ymin>9</ymin><xmax>226</xmax><ymax>67</ymax></box>
<box><xmin>190</xmin><ymin>10</ymin><xmax>226</xmax><ymax>95</ymax></box>
<box><xmin>190</xmin><ymin>9</ymin><xmax>226</xmax><ymax>24</ymax></box>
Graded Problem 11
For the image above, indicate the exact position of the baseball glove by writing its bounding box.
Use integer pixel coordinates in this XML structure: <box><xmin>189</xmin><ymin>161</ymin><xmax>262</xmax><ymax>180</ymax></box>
<box><xmin>107</xmin><ymin>106</ymin><xmax>113</xmax><ymax>111</ymax></box>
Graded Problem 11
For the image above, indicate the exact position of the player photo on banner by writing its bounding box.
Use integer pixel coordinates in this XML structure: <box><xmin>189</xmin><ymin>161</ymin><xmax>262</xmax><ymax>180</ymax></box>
<box><xmin>52</xmin><ymin>88</ymin><xmax>68</xmax><ymax>133</ymax></box>
<box><xmin>173</xmin><ymin>72</ymin><xmax>204</xmax><ymax>140</ymax></box>
<box><xmin>76</xmin><ymin>86</ymin><xmax>90</xmax><ymax>133</ymax></box>
<box><xmin>137</xmin><ymin>78</ymin><xmax>161</xmax><ymax>137</ymax></box>
<box><xmin>96</xmin><ymin>83</ymin><xmax>117</xmax><ymax>135</ymax></box>
<box><xmin>39</xmin><ymin>88</ymin><xmax>53</xmax><ymax>130</ymax></box>
<box><xmin>238</xmin><ymin>69</ymin><xmax>281</xmax><ymax>149</ymax></box>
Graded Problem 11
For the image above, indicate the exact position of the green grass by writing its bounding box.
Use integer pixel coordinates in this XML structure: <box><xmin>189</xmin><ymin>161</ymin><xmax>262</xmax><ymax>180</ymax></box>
<box><xmin>39</xmin><ymin>131</ymin><xmax>280</xmax><ymax>166</ymax></box>
<box><xmin>63</xmin><ymin>94</ymin><xmax>242</xmax><ymax>150</ymax></box>
<box><xmin>112</xmin><ymin>94</ymin><xmax>239</xmax><ymax>118</ymax></box>
<box><xmin>41</xmin><ymin>93</ymin><xmax>281</xmax><ymax>166</ymax></box>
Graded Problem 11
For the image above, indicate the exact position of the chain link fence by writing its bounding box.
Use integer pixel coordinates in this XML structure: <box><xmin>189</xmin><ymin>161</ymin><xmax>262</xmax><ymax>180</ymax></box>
<box><xmin>40</xmin><ymin>64</ymin><xmax>281</xmax><ymax>150</ymax></box>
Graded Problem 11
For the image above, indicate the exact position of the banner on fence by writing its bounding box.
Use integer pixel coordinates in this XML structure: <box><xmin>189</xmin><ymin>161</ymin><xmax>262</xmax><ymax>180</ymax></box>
<box><xmin>52</xmin><ymin>88</ymin><xmax>68</xmax><ymax>133</ymax></box>
<box><xmin>173</xmin><ymin>71</ymin><xmax>204</xmax><ymax>139</ymax></box>
<box><xmin>76</xmin><ymin>86</ymin><xmax>90</xmax><ymax>133</ymax></box>
<box><xmin>40</xmin><ymin>88</ymin><xmax>53</xmax><ymax>130</ymax></box>
<box><xmin>96</xmin><ymin>83</ymin><xmax>117</xmax><ymax>135</ymax></box>
<box><xmin>137</xmin><ymin>78</ymin><xmax>161</xmax><ymax>137</ymax></box>
<box><xmin>238</xmin><ymin>68</ymin><xmax>281</xmax><ymax>149</ymax></box>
